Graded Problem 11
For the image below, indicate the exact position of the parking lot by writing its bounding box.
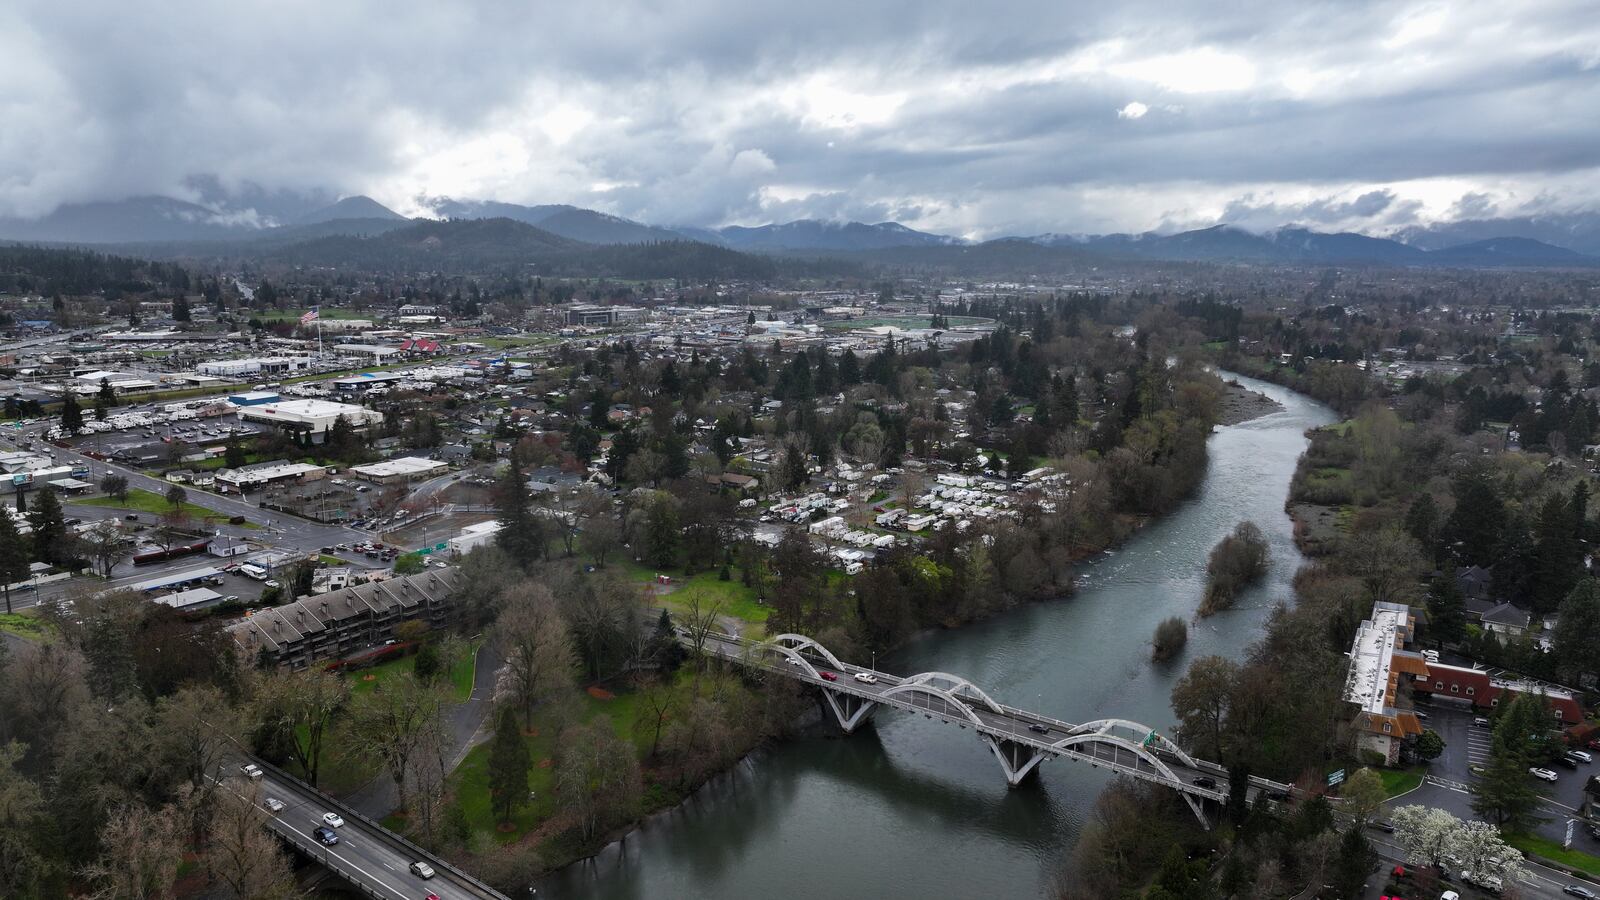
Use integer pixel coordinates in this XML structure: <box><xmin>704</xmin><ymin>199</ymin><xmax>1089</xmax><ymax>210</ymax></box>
<box><xmin>1406</xmin><ymin>696</ymin><xmax>1599</xmax><ymax>849</ymax></box>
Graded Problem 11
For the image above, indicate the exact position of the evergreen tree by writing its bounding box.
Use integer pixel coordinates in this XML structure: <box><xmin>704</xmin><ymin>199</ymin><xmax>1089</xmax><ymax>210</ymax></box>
<box><xmin>493</xmin><ymin>455</ymin><xmax>544</xmax><ymax>567</ymax></box>
<box><xmin>1404</xmin><ymin>493</ymin><xmax>1439</xmax><ymax>557</ymax></box>
<box><xmin>1425</xmin><ymin>575</ymin><xmax>1467</xmax><ymax>646</ymax></box>
<box><xmin>26</xmin><ymin>488</ymin><xmax>67</xmax><ymax>565</ymax></box>
<box><xmin>1530</xmin><ymin>493</ymin><xmax>1582</xmax><ymax>613</ymax></box>
<box><xmin>59</xmin><ymin>393</ymin><xmax>83</xmax><ymax>434</ymax></box>
<box><xmin>0</xmin><ymin>510</ymin><xmax>28</xmax><ymax>614</ymax></box>
<box><xmin>224</xmin><ymin>436</ymin><xmax>248</xmax><ymax>469</ymax></box>
<box><xmin>171</xmin><ymin>295</ymin><xmax>191</xmax><ymax>322</ymax></box>
<box><xmin>486</xmin><ymin>709</ymin><xmax>530</xmax><ymax>824</ymax></box>
<box><xmin>1471</xmin><ymin>729</ymin><xmax>1542</xmax><ymax>831</ymax></box>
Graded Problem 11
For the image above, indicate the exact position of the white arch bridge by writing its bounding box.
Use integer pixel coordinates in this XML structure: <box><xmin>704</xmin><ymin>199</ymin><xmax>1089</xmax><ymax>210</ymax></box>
<box><xmin>689</xmin><ymin>631</ymin><xmax>1295</xmax><ymax>828</ymax></box>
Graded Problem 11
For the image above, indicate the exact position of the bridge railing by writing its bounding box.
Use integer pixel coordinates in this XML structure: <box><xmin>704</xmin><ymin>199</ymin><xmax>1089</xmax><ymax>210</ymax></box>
<box><xmin>247</xmin><ymin>755</ymin><xmax>509</xmax><ymax>900</ymax></box>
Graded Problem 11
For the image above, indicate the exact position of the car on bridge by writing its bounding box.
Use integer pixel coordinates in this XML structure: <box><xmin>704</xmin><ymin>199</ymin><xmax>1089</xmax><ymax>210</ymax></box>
<box><xmin>313</xmin><ymin>826</ymin><xmax>339</xmax><ymax>845</ymax></box>
<box><xmin>1027</xmin><ymin>723</ymin><xmax>1048</xmax><ymax>734</ymax></box>
<box><xmin>819</xmin><ymin>671</ymin><xmax>838</xmax><ymax>681</ymax></box>
<box><xmin>1192</xmin><ymin>776</ymin><xmax>1218</xmax><ymax>790</ymax></box>
<box><xmin>240</xmin><ymin>764</ymin><xmax>263</xmax><ymax>780</ymax></box>
<box><xmin>264</xmin><ymin>798</ymin><xmax>285</xmax><ymax>813</ymax></box>
<box><xmin>409</xmin><ymin>861</ymin><xmax>435</xmax><ymax>879</ymax></box>
<box><xmin>854</xmin><ymin>672</ymin><xmax>878</xmax><ymax>684</ymax></box>
<box><xmin>321</xmin><ymin>812</ymin><xmax>344</xmax><ymax>828</ymax></box>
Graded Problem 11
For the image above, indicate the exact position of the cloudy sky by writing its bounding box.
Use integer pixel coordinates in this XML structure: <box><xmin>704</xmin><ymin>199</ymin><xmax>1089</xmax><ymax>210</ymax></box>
<box><xmin>5</xmin><ymin>0</ymin><xmax>1600</xmax><ymax>238</ymax></box>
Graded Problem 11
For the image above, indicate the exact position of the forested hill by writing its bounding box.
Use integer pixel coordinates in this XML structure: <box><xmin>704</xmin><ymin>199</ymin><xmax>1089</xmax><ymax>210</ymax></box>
<box><xmin>0</xmin><ymin>244</ymin><xmax>194</xmax><ymax>296</ymax></box>
<box><xmin>259</xmin><ymin>218</ymin><xmax>844</xmax><ymax>279</ymax></box>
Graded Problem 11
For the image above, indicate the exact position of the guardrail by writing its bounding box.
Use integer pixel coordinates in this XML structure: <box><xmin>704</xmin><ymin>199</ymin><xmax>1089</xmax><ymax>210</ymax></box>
<box><xmin>247</xmin><ymin>755</ymin><xmax>508</xmax><ymax>900</ymax></box>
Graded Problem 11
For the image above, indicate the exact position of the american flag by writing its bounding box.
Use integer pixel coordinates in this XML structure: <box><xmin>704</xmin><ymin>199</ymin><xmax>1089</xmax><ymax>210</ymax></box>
<box><xmin>300</xmin><ymin>307</ymin><xmax>320</xmax><ymax>325</ymax></box>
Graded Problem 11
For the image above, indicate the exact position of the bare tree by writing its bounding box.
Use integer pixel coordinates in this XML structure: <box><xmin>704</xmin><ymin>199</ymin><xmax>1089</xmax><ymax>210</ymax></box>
<box><xmin>681</xmin><ymin>588</ymin><xmax>726</xmax><ymax>665</ymax></box>
<box><xmin>203</xmin><ymin>784</ymin><xmax>295</xmax><ymax>900</ymax></box>
<box><xmin>348</xmin><ymin>671</ymin><xmax>448</xmax><ymax>812</ymax></box>
<box><xmin>401</xmin><ymin>716</ymin><xmax>452</xmax><ymax>846</ymax></box>
<box><xmin>80</xmin><ymin>521</ymin><xmax>130</xmax><ymax>578</ymax></box>
<box><xmin>493</xmin><ymin>583</ymin><xmax>576</xmax><ymax>726</ymax></box>
<box><xmin>155</xmin><ymin>684</ymin><xmax>240</xmax><ymax>803</ymax></box>
<box><xmin>257</xmin><ymin>668</ymin><xmax>348</xmax><ymax>787</ymax></box>
<box><xmin>635</xmin><ymin>677</ymin><xmax>678</xmax><ymax>760</ymax></box>
<box><xmin>553</xmin><ymin>716</ymin><xmax>641</xmax><ymax>841</ymax></box>
<box><xmin>80</xmin><ymin>800</ymin><xmax>188</xmax><ymax>900</ymax></box>
<box><xmin>0</xmin><ymin>639</ymin><xmax>90</xmax><ymax>748</ymax></box>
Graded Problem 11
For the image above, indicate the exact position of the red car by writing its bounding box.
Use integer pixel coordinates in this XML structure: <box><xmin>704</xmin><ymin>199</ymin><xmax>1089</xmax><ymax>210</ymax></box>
<box><xmin>425</xmin><ymin>894</ymin><xmax>440</xmax><ymax>900</ymax></box>
<box><xmin>820</xmin><ymin>671</ymin><xmax>838</xmax><ymax>681</ymax></box>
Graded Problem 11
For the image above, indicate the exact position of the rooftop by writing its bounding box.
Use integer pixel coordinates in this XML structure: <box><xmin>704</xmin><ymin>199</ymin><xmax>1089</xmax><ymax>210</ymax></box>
<box><xmin>1344</xmin><ymin>601</ymin><xmax>1412</xmax><ymax>715</ymax></box>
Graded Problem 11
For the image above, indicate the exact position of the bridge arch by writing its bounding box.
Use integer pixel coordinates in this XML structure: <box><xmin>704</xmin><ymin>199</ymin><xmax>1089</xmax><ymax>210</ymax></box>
<box><xmin>746</xmin><ymin>642</ymin><xmax>824</xmax><ymax>681</ymax></box>
<box><xmin>896</xmin><ymin>672</ymin><xmax>1005</xmax><ymax>716</ymax></box>
<box><xmin>1067</xmin><ymin>719</ymin><xmax>1198</xmax><ymax>768</ymax></box>
<box><xmin>877</xmin><ymin>681</ymin><xmax>987</xmax><ymax>727</ymax></box>
<box><xmin>766</xmin><ymin>634</ymin><xmax>848</xmax><ymax>672</ymax></box>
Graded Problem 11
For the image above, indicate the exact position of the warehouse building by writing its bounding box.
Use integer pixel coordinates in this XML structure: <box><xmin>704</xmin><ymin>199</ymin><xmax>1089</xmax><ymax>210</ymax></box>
<box><xmin>448</xmin><ymin>520</ymin><xmax>503</xmax><ymax>556</ymax></box>
<box><xmin>234</xmin><ymin>399</ymin><xmax>384</xmax><ymax>442</ymax></box>
<box><xmin>350</xmin><ymin>456</ymin><xmax>448</xmax><ymax>484</ymax></box>
<box><xmin>564</xmin><ymin>304</ymin><xmax>647</xmax><ymax>327</ymax></box>
<box><xmin>198</xmin><ymin>357</ymin><xmax>313</xmax><ymax>377</ymax></box>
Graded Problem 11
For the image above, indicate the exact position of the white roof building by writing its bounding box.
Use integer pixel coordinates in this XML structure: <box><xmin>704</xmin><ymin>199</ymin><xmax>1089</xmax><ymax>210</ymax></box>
<box><xmin>235</xmin><ymin>399</ymin><xmax>384</xmax><ymax>437</ymax></box>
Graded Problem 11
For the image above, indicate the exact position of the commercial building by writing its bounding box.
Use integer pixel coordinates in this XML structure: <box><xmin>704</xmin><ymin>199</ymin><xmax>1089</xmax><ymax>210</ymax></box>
<box><xmin>333</xmin><ymin>343</ymin><xmax>403</xmax><ymax>363</ymax></box>
<box><xmin>331</xmin><ymin>371</ymin><xmax>410</xmax><ymax>393</ymax></box>
<box><xmin>234</xmin><ymin>399</ymin><xmax>384</xmax><ymax>442</ymax></box>
<box><xmin>1343</xmin><ymin>601</ymin><xmax>1428</xmax><ymax>765</ymax></box>
<box><xmin>1412</xmin><ymin>663</ymin><xmax>1583</xmax><ymax>724</ymax></box>
<box><xmin>228</xmin><ymin>568</ymin><xmax>460</xmax><ymax>669</ymax></box>
<box><xmin>448</xmin><ymin>520</ymin><xmax>503</xmax><ymax>556</ymax></box>
<box><xmin>198</xmin><ymin>357</ymin><xmax>313</xmax><ymax>377</ymax></box>
<box><xmin>564</xmin><ymin>304</ymin><xmax>647</xmax><ymax>327</ymax></box>
<box><xmin>227</xmin><ymin>391</ymin><xmax>280</xmax><ymax>406</ymax></box>
<box><xmin>350</xmin><ymin>456</ymin><xmax>448</xmax><ymax>484</ymax></box>
<box><xmin>215</xmin><ymin>460</ymin><xmax>328</xmax><ymax>493</ymax></box>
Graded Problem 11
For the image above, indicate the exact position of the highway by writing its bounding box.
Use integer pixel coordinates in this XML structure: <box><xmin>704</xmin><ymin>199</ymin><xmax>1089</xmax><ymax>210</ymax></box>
<box><xmin>218</xmin><ymin>757</ymin><xmax>507</xmax><ymax>900</ymax></box>
<box><xmin>695</xmin><ymin>630</ymin><xmax>1295</xmax><ymax>812</ymax></box>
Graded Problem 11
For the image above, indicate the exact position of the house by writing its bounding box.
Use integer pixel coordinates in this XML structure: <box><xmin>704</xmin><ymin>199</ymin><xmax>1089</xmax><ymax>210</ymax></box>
<box><xmin>1456</xmin><ymin>565</ymin><xmax>1494</xmax><ymax>600</ymax></box>
<box><xmin>1481</xmin><ymin>602</ymin><xmax>1532</xmax><ymax>637</ymax></box>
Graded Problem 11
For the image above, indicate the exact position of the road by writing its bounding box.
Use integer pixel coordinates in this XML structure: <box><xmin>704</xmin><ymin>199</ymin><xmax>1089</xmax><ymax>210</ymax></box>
<box><xmin>219</xmin><ymin>759</ymin><xmax>505</xmax><ymax>900</ymax></box>
<box><xmin>1368</xmin><ymin>831</ymin><xmax>1592</xmax><ymax>899</ymax></box>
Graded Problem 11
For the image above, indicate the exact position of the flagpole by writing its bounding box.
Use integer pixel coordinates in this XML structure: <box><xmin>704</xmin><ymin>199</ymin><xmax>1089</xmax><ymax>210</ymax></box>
<box><xmin>316</xmin><ymin>309</ymin><xmax>323</xmax><ymax>360</ymax></box>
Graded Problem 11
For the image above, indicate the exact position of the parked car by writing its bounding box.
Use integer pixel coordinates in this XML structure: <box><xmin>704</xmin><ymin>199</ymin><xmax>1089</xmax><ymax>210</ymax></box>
<box><xmin>313</xmin><ymin>826</ymin><xmax>339</xmax><ymax>845</ymax></box>
<box><xmin>1473</xmin><ymin>717</ymin><xmax>1492</xmax><ymax>728</ymax></box>
<box><xmin>1530</xmin><ymin>767</ymin><xmax>1559</xmax><ymax>782</ymax></box>
<box><xmin>1568</xmin><ymin>749</ymin><xmax>1593</xmax><ymax>763</ymax></box>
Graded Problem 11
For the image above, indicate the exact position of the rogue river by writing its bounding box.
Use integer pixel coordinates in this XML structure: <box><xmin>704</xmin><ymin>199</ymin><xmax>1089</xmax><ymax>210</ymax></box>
<box><xmin>540</xmin><ymin>373</ymin><xmax>1335</xmax><ymax>900</ymax></box>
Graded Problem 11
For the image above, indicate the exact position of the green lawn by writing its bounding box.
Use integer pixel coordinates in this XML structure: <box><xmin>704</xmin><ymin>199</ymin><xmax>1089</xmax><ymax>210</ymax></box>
<box><xmin>0</xmin><ymin>612</ymin><xmax>52</xmax><ymax>640</ymax></box>
<box><xmin>1378</xmin><ymin>767</ymin><xmax>1425</xmax><ymax>797</ymax></box>
<box><xmin>444</xmin><ymin>670</ymin><xmax>683</xmax><ymax>844</ymax></box>
<box><xmin>347</xmin><ymin>640</ymin><xmax>479</xmax><ymax>703</ymax></box>
<box><xmin>618</xmin><ymin>559</ymin><xmax>771</xmax><ymax>626</ymax></box>
<box><xmin>1505</xmin><ymin>833</ymin><xmax>1600</xmax><ymax>877</ymax></box>
<box><xmin>73</xmin><ymin>487</ymin><xmax>221</xmax><ymax>520</ymax></box>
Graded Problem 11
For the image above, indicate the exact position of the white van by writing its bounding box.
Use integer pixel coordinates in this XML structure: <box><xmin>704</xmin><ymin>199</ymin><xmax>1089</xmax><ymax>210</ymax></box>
<box><xmin>239</xmin><ymin>563</ymin><xmax>270</xmax><ymax>581</ymax></box>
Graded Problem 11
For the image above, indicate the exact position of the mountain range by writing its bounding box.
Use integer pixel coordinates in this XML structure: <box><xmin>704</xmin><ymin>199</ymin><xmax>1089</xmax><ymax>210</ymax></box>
<box><xmin>2</xmin><ymin>192</ymin><xmax>1598</xmax><ymax>269</ymax></box>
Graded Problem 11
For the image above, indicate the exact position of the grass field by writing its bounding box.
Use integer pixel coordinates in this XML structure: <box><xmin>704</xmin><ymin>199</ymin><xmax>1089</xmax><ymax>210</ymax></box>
<box><xmin>1505</xmin><ymin>832</ymin><xmax>1600</xmax><ymax>876</ymax></box>
<box><xmin>73</xmin><ymin>487</ymin><xmax>224</xmax><ymax>520</ymax></box>
<box><xmin>0</xmin><ymin>611</ymin><xmax>52</xmax><ymax>640</ymax></box>
<box><xmin>346</xmin><ymin>640</ymin><xmax>480</xmax><ymax>703</ymax></box>
<box><xmin>1378</xmin><ymin>767</ymin><xmax>1425</xmax><ymax>797</ymax></box>
<box><xmin>617</xmin><ymin>558</ymin><xmax>772</xmax><ymax>626</ymax></box>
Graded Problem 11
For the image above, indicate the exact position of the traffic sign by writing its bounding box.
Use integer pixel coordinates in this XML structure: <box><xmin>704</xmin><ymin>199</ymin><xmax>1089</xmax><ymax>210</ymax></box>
<box><xmin>1327</xmin><ymin>769</ymin><xmax>1346</xmax><ymax>787</ymax></box>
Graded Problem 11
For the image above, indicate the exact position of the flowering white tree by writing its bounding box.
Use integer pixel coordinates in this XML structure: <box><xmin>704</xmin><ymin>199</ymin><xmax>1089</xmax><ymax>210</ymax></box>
<box><xmin>1390</xmin><ymin>805</ymin><xmax>1527</xmax><ymax>884</ymax></box>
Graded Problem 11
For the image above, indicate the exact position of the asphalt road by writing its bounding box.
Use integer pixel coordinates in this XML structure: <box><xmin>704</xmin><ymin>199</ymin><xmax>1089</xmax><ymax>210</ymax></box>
<box><xmin>221</xmin><ymin>762</ymin><xmax>500</xmax><ymax>900</ymax></box>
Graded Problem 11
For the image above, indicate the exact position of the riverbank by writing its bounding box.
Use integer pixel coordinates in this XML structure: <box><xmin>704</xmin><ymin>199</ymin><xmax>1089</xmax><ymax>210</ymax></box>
<box><xmin>1217</xmin><ymin>379</ymin><xmax>1285</xmax><ymax>426</ymax></box>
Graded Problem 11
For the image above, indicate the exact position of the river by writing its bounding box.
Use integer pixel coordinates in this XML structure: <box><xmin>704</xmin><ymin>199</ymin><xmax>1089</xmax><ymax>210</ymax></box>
<box><xmin>541</xmin><ymin>373</ymin><xmax>1335</xmax><ymax>900</ymax></box>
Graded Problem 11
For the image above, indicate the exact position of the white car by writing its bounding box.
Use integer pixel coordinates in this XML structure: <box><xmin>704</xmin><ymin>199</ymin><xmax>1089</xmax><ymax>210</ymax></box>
<box><xmin>853</xmin><ymin>672</ymin><xmax>878</xmax><ymax>684</ymax></box>
<box><xmin>264</xmin><ymin>798</ymin><xmax>285</xmax><ymax>813</ymax></box>
<box><xmin>409</xmin><ymin>861</ymin><xmax>435</xmax><ymax>879</ymax></box>
<box><xmin>1569</xmin><ymin>749</ymin><xmax>1593</xmax><ymax>763</ymax></box>
<box><xmin>322</xmin><ymin>812</ymin><xmax>345</xmax><ymax>828</ymax></box>
<box><xmin>1530</xmin><ymin>767</ymin><xmax>1559</xmax><ymax>782</ymax></box>
<box><xmin>240</xmin><ymin>763</ymin><xmax>263</xmax><ymax>780</ymax></box>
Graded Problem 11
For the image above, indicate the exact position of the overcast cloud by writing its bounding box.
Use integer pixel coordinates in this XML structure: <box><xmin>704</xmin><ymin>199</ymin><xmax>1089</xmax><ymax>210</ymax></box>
<box><xmin>4</xmin><ymin>0</ymin><xmax>1600</xmax><ymax>237</ymax></box>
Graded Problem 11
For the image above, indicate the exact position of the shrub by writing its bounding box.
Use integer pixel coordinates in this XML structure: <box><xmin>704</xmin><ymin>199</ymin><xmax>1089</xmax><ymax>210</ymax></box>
<box><xmin>1200</xmin><ymin>521</ymin><xmax>1269</xmax><ymax>616</ymax></box>
<box><xmin>1151</xmin><ymin>616</ymin><xmax>1188</xmax><ymax>662</ymax></box>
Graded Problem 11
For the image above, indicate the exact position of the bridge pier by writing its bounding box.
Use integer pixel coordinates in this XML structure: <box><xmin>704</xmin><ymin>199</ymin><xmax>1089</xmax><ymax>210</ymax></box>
<box><xmin>985</xmin><ymin>736</ymin><xmax>1048</xmax><ymax>787</ymax></box>
<box><xmin>820</xmin><ymin>688</ymin><xmax>878</xmax><ymax>733</ymax></box>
